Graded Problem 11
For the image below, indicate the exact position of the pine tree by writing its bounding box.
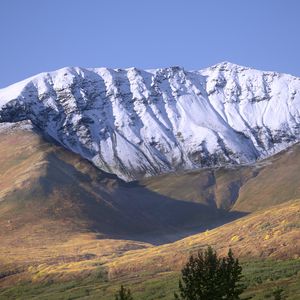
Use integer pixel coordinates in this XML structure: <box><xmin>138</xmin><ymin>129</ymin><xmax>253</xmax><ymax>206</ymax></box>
<box><xmin>115</xmin><ymin>285</ymin><xmax>133</xmax><ymax>300</ymax></box>
<box><xmin>174</xmin><ymin>246</ymin><xmax>246</xmax><ymax>300</ymax></box>
<box><xmin>220</xmin><ymin>249</ymin><xmax>245</xmax><ymax>299</ymax></box>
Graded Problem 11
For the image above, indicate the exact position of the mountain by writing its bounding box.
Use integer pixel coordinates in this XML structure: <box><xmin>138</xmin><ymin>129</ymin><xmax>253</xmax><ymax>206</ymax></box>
<box><xmin>0</xmin><ymin>121</ymin><xmax>241</xmax><ymax>250</ymax></box>
<box><xmin>0</xmin><ymin>121</ymin><xmax>299</xmax><ymax>298</ymax></box>
<box><xmin>142</xmin><ymin>141</ymin><xmax>300</xmax><ymax>213</ymax></box>
<box><xmin>1</xmin><ymin>120</ymin><xmax>299</xmax><ymax>253</ymax></box>
<box><xmin>1</xmin><ymin>63</ymin><xmax>300</xmax><ymax>297</ymax></box>
<box><xmin>1</xmin><ymin>122</ymin><xmax>300</xmax><ymax>280</ymax></box>
<box><xmin>1</xmin><ymin>62</ymin><xmax>300</xmax><ymax>180</ymax></box>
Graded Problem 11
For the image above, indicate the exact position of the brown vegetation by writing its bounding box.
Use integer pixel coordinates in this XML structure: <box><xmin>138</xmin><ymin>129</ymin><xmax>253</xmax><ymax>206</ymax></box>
<box><xmin>0</xmin><ymin>123</ymin><xmax>299</xmax><ymax>288</ymax></box>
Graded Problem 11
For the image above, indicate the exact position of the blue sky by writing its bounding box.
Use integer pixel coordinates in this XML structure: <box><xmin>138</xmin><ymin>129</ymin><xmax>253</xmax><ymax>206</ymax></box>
<box><xmin>0</xmin><ymin>0</ymin><xmax>299</xmax><ymax>88</ymax></box>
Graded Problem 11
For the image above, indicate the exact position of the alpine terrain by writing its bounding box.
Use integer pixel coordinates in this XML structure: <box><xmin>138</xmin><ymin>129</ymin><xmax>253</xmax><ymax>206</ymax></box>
<box><xmin>0</xmin><ymin>63</ymin><xmax>300</xmax><ymax>299</ymax></box>
<box><xmin>0</xmin><ymin>62</ymin><xmax>300</xmax><ymax>180</ymax></box>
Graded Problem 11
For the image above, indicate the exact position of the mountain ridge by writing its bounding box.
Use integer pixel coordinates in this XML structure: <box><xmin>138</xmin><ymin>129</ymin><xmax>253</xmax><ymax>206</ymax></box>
<box><xmin>1</xmin><ymin>62</ymin><xmax>300</xmax><ymax>180</ymax></box>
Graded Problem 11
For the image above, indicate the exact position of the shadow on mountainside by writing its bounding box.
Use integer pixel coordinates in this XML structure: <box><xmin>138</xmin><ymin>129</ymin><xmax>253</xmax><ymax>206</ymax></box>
<box><xmin>0</xmin><ymin>150</ymin><xmax>248</xmax><ymax>246</ymax></box>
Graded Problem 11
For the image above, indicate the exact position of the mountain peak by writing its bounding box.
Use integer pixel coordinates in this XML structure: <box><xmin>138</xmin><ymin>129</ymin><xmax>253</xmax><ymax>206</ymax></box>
<box><xmin>0</xmin><ymin>63</ymin><xmax>299</xmax><ymax>180</ymax></box>
<box><xmin>207</xmin><ymin>61</ymin><xmax>250</xmax><ymax>72</ymax></box>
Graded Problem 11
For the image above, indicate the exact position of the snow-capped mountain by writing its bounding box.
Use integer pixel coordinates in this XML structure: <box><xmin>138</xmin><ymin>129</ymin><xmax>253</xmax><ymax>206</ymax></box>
<box><xmin>0</xmin><ymin>62</ymin><xmax>300</xmax><ymax>181</ymax></box>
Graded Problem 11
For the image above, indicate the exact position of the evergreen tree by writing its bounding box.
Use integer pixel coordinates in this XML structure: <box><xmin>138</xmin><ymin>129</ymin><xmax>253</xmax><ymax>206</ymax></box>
<box><xmin>174</xmin><ymin>246</ymin><xmax>246</xmax><ymax>300</ymax></box>
<box><xmin>220</xmin><ymin>249</ymin><xmax>245</xmax><ymax>299</ymax></box>
<box><xmin>115</xmin><ymin>285</ymin><xmax>133</xmax><ymax>300</ymax></box>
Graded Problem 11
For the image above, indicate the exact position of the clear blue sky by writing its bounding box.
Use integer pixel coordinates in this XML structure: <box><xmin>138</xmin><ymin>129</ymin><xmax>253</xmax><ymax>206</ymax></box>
<box><xmin>0</xmin><ymin>0</ymin><xmax>299</xmax><ymax>88</ymax></box>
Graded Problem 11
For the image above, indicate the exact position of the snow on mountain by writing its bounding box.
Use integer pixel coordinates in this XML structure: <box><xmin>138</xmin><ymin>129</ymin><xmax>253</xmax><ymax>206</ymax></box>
<box><xmin>0</xmin><ymin>62</ymin><xmax>300</xmax><ymax>180</ymax></box>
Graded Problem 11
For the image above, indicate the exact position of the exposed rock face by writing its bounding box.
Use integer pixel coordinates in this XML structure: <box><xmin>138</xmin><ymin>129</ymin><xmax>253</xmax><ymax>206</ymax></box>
<box><xmin>0</xmin><ymin>62</ymin><xmax>300</xmax><ymax>180</ymax></box>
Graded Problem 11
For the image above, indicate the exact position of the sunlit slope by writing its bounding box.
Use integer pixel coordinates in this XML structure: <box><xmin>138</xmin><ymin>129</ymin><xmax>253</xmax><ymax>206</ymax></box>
<box><xmin>3</xmin><ymin>199</ymin><xmax>298</xmax><ymax>286</ymax></box>
<box><xmin>0</xmin><ymin>123</ymin><xmax>227</xmax><ymax>285</ymax></box>
<box><xmin>233</xmin><ymin>145</ymin><xmax>300</xmax><ymax>211</ymax></box>
<box><xmin>1</xmin><ymin>122</ymin><xmax>299</xmax><ymax>255</ymax></box>
<box><xmin>0</xmin><ymin>123</ymin><xmax>299</xmax><ymax>289</ymax></box>
<box><xmin>107</xmin><ymin>199</ymin><xmax>300</xmax><ymax>278</ymax></box>
<box><xmin>142</xmin><ymin>143</ymin><xmax>300</xmax><ymax>212</ymax></box>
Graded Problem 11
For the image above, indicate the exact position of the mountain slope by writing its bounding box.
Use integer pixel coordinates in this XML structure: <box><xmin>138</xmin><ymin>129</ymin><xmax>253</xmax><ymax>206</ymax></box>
<box><xmin>0</xmin><ymin>122</ymin><xmax>300</xmax><ymax>293</ymax></box>
<box><xmin>1</xmin><ymin>198</ymin><xmax>299</xmax><ymax>290</ymax></box>
<box><xmin>2</xmin><ymin>121</ymin><xmax>299</xmax><ymax>254</ymax></box>
<box><xmin>141</xmin><ymin>141</ymin><xmax>300</xmax><ymax>212</ymax></box>
<box><xmin>0</xmin><ymin>62</ymin><xmax>300</xmax><ymax>180</ymax></box>
<box><xmin>108</xmin><ymin>199</ymin><xmax>300</xmax><ymax>278</ymax></box>
<box><xmin>0</xmin><ymin>122</ymin><xmax>239</xmax><ymax>250</ymax></box>
<box><xmin>1</xmin><ymin>122</ymin><xmax>300</xmax><ymax>282</ymax></box>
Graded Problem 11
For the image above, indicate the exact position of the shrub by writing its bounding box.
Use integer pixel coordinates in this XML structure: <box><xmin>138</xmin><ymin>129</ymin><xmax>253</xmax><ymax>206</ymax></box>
<box><xmin>174</xmin><ymin>246</ymin><xmax>246</xmax><ymax>300</ymax></box>
<box><xmin>115</xmin><ymin>285</ymin><xmax>133</xmax><ymax>300</ymax></box>
<box><xmin>272</xmin><ymin>287</ymin><xmax>286</xmax><ymax>300</ymax></box>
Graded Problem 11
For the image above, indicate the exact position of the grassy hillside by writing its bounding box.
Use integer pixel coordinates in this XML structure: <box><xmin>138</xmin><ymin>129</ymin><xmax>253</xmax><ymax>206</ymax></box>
<box><xmin>1</xmin><ymin>200</ymin><xmax>299</xmax><ymax>299</ymax></box>
<box><xmin>0</xmin><ymin>123</ymin><xmax>243</xmax><ymax>285</ymax></box>
<box><xmin>0</xmin><ymin>123</ymin><xmax>237</xmax><ymax>246</ymax></box>
<box><xmin>2</xmin><ymin>259</ymin><xmax>300</xmax><ymax>299</ymax></box>
<box><xmin>0</xmin><ymin>122</ymin><xmax>300</xmax><ymax>299</ymax></box>
<box><xmin>106</xmin><ymin>199</ymin><xmax>300</xmax><ymax>279</ymax></box>
<box><xmin>142</xmin><ymin>143</ymin><xmax>300</xmax><ymax>213</ymax></box>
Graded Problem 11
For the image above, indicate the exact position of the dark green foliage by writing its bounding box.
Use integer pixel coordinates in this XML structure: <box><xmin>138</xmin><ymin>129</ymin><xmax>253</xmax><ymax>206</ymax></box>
<box><xmin>174</xmin><ymin>246</ymin><xmax>246</xmax><ymax>300</ymax></box>
<box><xmin>115</xmin><ymin>285</ymin><xmax>133</xmax><ymax>300</ymax></box>
<box><xmin>272</xmin><ymin>287</ymin><xmax>285</xmax><ymax>300</ymax></box>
